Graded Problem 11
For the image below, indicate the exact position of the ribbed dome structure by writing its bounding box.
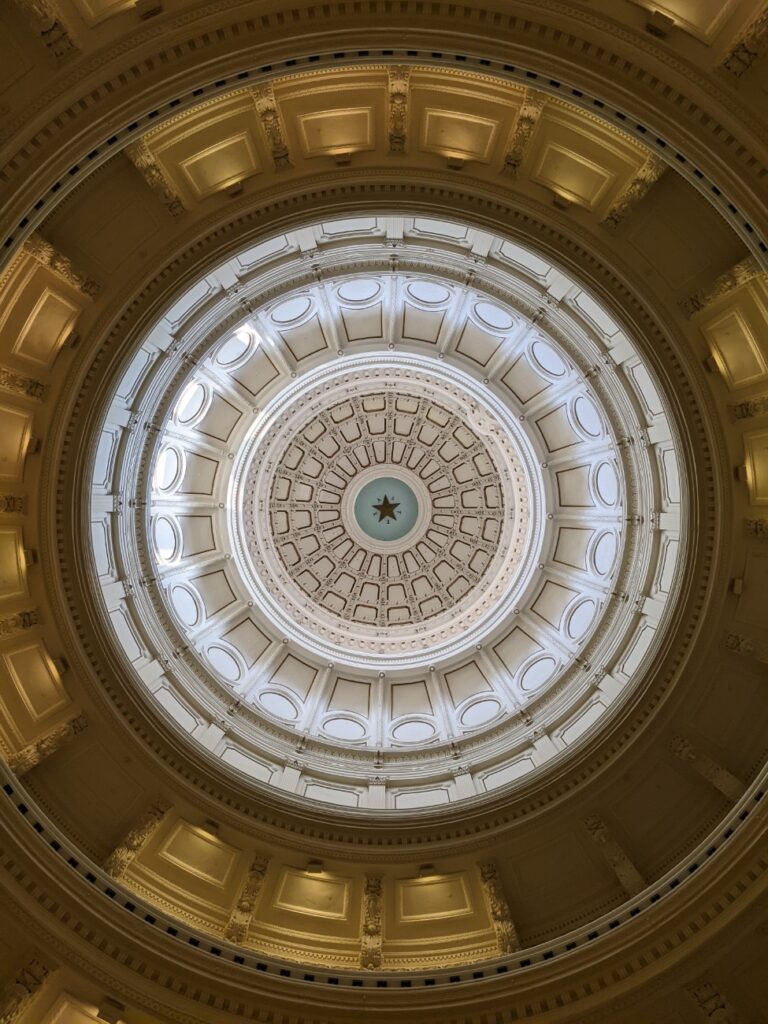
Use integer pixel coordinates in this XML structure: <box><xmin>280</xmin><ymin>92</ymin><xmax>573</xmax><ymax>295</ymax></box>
<box><xmin>88</xmin><ymin>218</ymin><xmax>682</xmax><ymax>810</ymax></box>
<box><xmin>0</xmin><ymin>6</ymin><xmax>766</xmax><ymax>1023</ymax></box>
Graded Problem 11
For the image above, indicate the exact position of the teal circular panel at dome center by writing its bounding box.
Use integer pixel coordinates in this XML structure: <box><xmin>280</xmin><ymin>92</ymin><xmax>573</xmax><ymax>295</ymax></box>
<box><xmin>353</xmin><ymin>477</ymin><xmax>420</xmax><ymax>542</ymax></box>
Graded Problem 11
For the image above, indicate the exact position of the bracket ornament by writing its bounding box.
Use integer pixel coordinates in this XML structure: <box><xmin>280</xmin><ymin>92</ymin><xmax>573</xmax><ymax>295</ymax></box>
<box><xmin>24</xmin><ymin>230</ymin><xmax>99</xmax><ymax>296</ymax></box>
<box><xmin>224</xmin><ymin>856</ymin><xmax>270</xmax><ymax>942</ymax></box>
<box><xmin>680</xmin><ymin>257</ymin><xmax>761</xmax><ymax>317</ymax></box>
<box><xmin>387</xmin><ymin>67</ymin><xmax>410</xmax><ymax>153</ymax></box>
<box><xmin>125</xmin><ymin>139</ymin><xmax>186</xmax><ymax>218</ymax></box>
<box><xmin>252</xmin><ymin>86</ymin><xmax>291</xmax><ymax>170</ymax></box>
<box><xmin>0</xmin><ymin>958</ymin><xmax>51</xmax><ymax>1024</ymax></box>
<box><xmin>601</xmin><ymin>155</ymin><xmax>665</xmax><ymax>231</ymax></box>
<box><xmin>8</xmin><ymin>712</ymin><xmax>86</xmax><ymax>776</ymax></box>
<box><xmin>479</xmin><ymin>862</ymin><xmax>520</xmax><ymax>954</ymax></box>
<box><xmin>103</xmin><ymin>800</ymin><xmax>171</xmax><ymax>879</ymax></box>
<box><xmin>502</xmin><ymin>89</ymin><xmax>545</xmax><ymax>177</ymax></box>
<box><xmin>361</xmin><ymin>874</ymin><xmax>383</xmax><ymax>968</ymax></box>
<box><xmin>583</xmin><ymin>815</ymin><xmax>645</xmax><ymax>895</ymax></box>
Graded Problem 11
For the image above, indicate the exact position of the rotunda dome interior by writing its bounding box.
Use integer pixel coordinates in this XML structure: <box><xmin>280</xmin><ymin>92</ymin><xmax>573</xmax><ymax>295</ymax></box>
<box><xmin>0</xmin><ymin>4</ymin><xmax>767</xmax><ymax>1024</ymax></box>
<box><xmin>92</xmin><ymin>216</ymin><xmax>684</xmax><ymax>811</ymax></box>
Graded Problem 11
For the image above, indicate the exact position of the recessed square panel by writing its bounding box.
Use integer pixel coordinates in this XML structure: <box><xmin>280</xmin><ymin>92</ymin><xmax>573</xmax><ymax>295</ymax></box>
<box><xmin>421</xmin><ymin>109</ymin><xmax>498</xmax><ymax>162</ymax></box>
<box><xmin>275</xmin><ymin>869</ymin><xmax>351</xmax><ymax>919</ymax></box>
<box><xmin>70</xmin><ymin>0</ymin><xmax>132</xmax><ymax>25</ymax></box>
<box><xmin>298</xmin><ymin>108</ymin><xmax>373</xmax><ymax>157</ymax></box>
<box><xmin>14</xmin><ymin>287</ymin><xmax>79</xmax><ymax>368</ymax></box>
<box><xmin>0</xmin><ymin>404</ymin><xmax>32</xmax><ymax>480</ymax></box>
<box><xmin>736</xmin><ymin>551</ymin><xmax>768</xmax><ymax>630</ymax></box>
<box><xmin>159</xmin><ymin>821</ymin><xmax>239</xmax><ymax>887</ymax></box>
<box><xmin>700</xmin><ymin>282</ymin><xmax>768</xmax><ymax>390</ymax></box>
<box><xmin>181</xmin><ymin>134</ymin><xmax>261</xmax><ymax>198</ymax></box>
<box><xmin>0</xmin><ymin>527</ymin><xmax>26</xmax><ymax>599</ymax></box>
<box><xmin>745</xmin><ymin>429</ymin><xmax>768</xmax><ymax>505</ymax></box>
<box><xmin>625</xmin><ymin>0</ymin><xmax>742</xmax><ymax>41</ymax></box>
<box><xmin>4</xmin><ymin>643</ymin><xmax>67</xmax><ymax>722</ymax></box>
<box><xmin>397</xmin><ymin>874</ymin><xmax>472</xmax><ymax>921</ymax></box>
<box><xmin>532</xmin><ymin>142</ymin><xmax>613</xmax><ymax>209</ymax></box>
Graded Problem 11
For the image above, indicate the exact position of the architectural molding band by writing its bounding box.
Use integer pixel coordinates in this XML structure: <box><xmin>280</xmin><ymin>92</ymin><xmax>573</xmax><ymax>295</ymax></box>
<box><xmin>0</xmin><ymin>5</ymin><xmax>766</xmax><ymax>1016</ymax></box>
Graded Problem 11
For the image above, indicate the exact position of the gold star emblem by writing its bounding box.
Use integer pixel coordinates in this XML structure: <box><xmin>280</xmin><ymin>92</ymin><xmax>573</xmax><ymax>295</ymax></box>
<box><xmin>372</xmin><ymin>494</ymin><xmax>400</xmax><ymax>523</ymax></box>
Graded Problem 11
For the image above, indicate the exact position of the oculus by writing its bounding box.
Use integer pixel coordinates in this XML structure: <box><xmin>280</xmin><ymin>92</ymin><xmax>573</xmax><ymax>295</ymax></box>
<box><xmin>354</xmin><ymin>477</ymin><xmax>419</xmax><ymax>541</ymax></box>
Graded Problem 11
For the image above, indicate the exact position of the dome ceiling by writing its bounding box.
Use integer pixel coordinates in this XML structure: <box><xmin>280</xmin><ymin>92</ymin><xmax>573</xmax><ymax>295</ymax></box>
<box><xmin>236</xmin><ymin>357</ymin><xmax>530</xmax><ymax>664</ymax></box>
<box><xmin>89</xmin><ymin>216</ymin><xmax>682</xmax><ymax>809</ymax></box>
<box><xmin>2</xmin><ymin>8</ymin><xmax>767</xmax><ymax>1017</ymax></box>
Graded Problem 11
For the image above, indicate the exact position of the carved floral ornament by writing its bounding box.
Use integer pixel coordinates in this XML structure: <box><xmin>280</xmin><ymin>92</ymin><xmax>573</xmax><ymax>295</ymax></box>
<box><xmin>82</xmin><ymin>214</ymin><xmax>686</xmax><ymax>814</ymax></box>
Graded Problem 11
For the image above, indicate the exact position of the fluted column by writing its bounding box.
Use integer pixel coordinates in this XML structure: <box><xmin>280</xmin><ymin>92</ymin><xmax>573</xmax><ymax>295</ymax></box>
<box><xmin>224</xmin><ymin>856</ymin><xmax>270</xmax><ymax>942</ymax></box>
<box><xmin>360</xmin><ymin>874</ymin><xmax>383</xmax><ymax>969</ymax></box>
<box><xmin>8</xmin><ymin>712</ymin><xmax>86</xmax><ymax>776</ymax></box>
<box><xmin>583</xmin><ymin>815</ymin><xmax>645</xmax><ymax>896</ymax></box>
<box><xmin>0</xmin><ymin>958</ymin><xmax>51</xmax><ymax>1024</ymax></box>
<box><xmin>103</xmin><ymin>801</ymin><xmax>170</xmax><ymax>879</ymax></box>
<box><xmin>669</xmin><ymin>736</ymin><xmax>745</xmax><ymax>802</ymax></box>
<box><xmin>479</xmin><ymin>862</ymin><xmax>520</xmax><ymax>953</ymax></box>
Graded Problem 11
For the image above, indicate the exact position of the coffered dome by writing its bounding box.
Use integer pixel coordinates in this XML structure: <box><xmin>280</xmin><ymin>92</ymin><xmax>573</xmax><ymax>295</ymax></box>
<box><xmin>0</xmin><ymin>6</ymin><xmax>767</xmax><ymax>1023</ymax></box>
<box><xmin>90</xmin><ymin>217</ymin><xmax>681</xmax><ymax>809</ymax></box>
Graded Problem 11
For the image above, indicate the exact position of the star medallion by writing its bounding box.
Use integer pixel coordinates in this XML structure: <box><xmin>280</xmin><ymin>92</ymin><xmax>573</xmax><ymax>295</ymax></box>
<box><xmin>372</xmin><ymin>494</ymin><xmax>400</xmax><ymax>523</ymax></box>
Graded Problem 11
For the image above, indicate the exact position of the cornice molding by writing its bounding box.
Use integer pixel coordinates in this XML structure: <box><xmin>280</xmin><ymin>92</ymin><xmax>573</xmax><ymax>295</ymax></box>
<box><xmin>1</xmin><ymin>6</ymin><xmax>767</xmax><ymax>265</ymax></box>
<box><xmin>0</xmin><ymin>760</ymin><xmax>766</xmax><ymax>1022</ymax></box>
